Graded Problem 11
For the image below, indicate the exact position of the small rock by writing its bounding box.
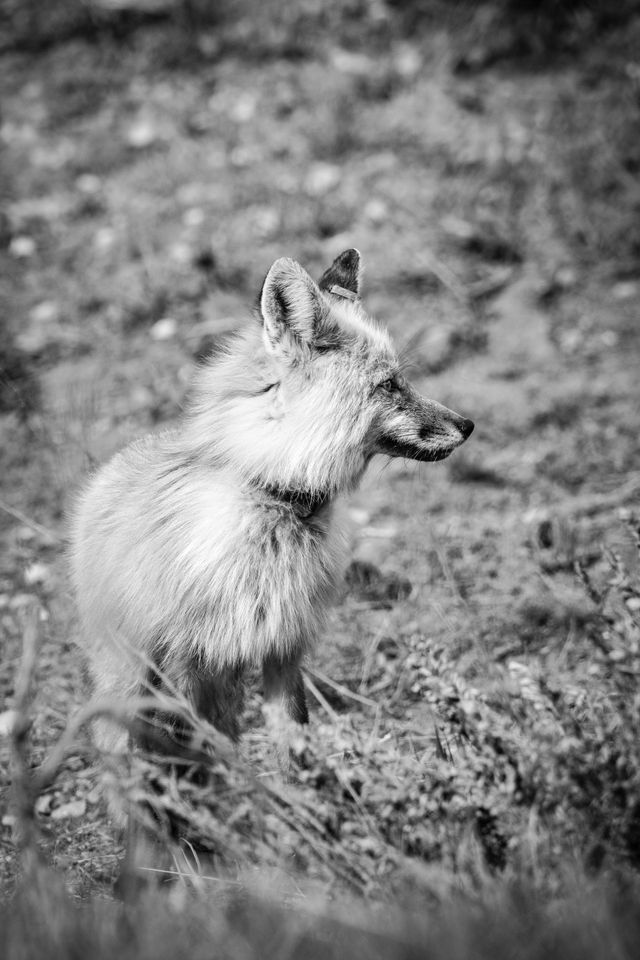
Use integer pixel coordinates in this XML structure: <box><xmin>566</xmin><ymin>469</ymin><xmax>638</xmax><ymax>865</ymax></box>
<box><xmin>441</xmin><ymin>215</ymin><xmax>476</xmax><ymax>243</ymax></box>
<box><xmin>612</xmin><ymin>280</ymin><xmax>638</xmax><ymax>302</ymax></box>
<box><xmin>130</xmin><ymin>385</ymin><xmax>154</xmax><ymax>411</ymax></box>
<box><xmin>29</xmin><ymin>300</ymin><xmax>60</xmax><ymax>325</ymax></box>
<box><xmin>15</xmin><ymin>526</ymin><xmax>36</xmax><ymax>542</ymax></box>
<box><xmin>24</xmin><ymin>562</ymin><xmax>50</xmax><ymax>586</ymax></box>
<box><xmin>229</xmin><ymin>146</ymin><xmax>257</xmax><ymax>167</ymax></box>
<box><xmin>0</xmin><ymin>710</ymin><xmax>17</xmax><ymax>738</ymax></box>
<box><xmin>598</xmin><ymin>330</ymin><xmax>618</xmax><ymax>347</ymax></box>
<box><xmin>554</xmin><ymin>265</ymin><xmax>577</xmax><ymax>289</ymax></box>
<box><xmin>126</xmin><ymin>117</ymin><xmax>158</xmax><ymax>149</ymax></box>
<box><xmin>182</xmin><ymin>207</ymin><xmax>205</xmax><ymax>228</ymax></box>
<box><xmin>94</xmin><ymin>226</ymin><xmax>116</xmax><ymax>252</ymax></box>
<box><xmin>363</xmin><ymin>199</ymin><xmax>388</xmax><ymax>225</ymax></box>
<box><xmin>304</xmin><ymin>163</ymin><xmax>341</xmax><ymax>197</ymax></box>
<box><xmin>559</xmin><ymin>329</ymin><xmax>582</xmax><ymax>354</ymax></box>
<box><xmin>393</xmin><ymin>43</ymin><xmax>422</xmax><ymax>80</ymax></box>
<box><xmin>50</xmin><ymin>799</ymin><xmax>86</xmax><ymax>821</ymax></box>
<box><xmin>150</xmin><ymin>317</ymin><xmax>178</xmax><ymax>341</ymax></box>
<box><xmin>330</xmin><ymin>49</ymin><xmax>376</xmax><ymax>78</ymax></box>
<box><xmin>348</xmin><ymin>508</ymin><xmax>370</xmax><ymax>526</ymax></box>
<box><xmin>229</xmin><ymin>92</ymin><xmax>257</xmax><ymax>124</ymax></box>
<box><xmin>169</xmin><ymin>241</ymin><xmax>193</xmax><ymax>265</ymax></box>
<box><xmin>608</xmin><ymin>648</ymin><xmax>626</xmax><ymax>663</ymax></box>
<box><xmin>9</xmin><ymin>236</ymin><xmax>36</xmax><ymax>258</ymax></box>
<box><xmin>35</xmin><ymin>794</ymin><xmax>53</xmax><ymax>815</ymax></box>
<box><xmin>9</xmin><ymin>593</ymin><xmax>36</xmax><ymax>610</ymax></box>
<box><xmin>2</xmin><ymin>814</ymin><xmax>17</xmax><ymax>828</ymax></box>
<box><xmin>76</xmin><ymin>173</ymin><xmax>102</xmax><ymax>194</ymax></box>
<box><xmin>15</xmin><ymin>330</ymin><xmax>49</xmax><ymax>356</ymax></box>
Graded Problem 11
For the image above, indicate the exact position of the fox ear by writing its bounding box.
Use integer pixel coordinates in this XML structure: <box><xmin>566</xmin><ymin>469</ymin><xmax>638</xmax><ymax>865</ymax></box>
<box><xmin>318</xmin><ymin>248</ymin><xmax>362</xmax><ymax>300</ymax></box>
<box><xmin>260</xmin><ymin>258</ymin><xmax>322</xmax><ymax>356</ymax></box>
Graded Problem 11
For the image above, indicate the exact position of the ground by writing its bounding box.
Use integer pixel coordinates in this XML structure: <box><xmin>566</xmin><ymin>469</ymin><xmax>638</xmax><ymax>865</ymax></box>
<box><xmin>1</xmin><ymin>0</ymin><xmax>640</xmax><ymax>951</ymax></box>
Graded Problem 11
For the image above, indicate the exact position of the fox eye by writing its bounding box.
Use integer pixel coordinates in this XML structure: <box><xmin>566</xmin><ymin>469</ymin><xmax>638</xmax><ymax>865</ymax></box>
<box><xmin>377</xmin><ymin>376</ymin><xmax>400</xmax><ymax>394</ymax></box>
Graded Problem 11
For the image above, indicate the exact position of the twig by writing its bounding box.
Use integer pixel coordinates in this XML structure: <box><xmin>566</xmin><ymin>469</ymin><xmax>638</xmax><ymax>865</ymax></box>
<box><xmin>421</xmin><ymin>251</ymin><xmax>470</xmax><ymax>306</ymax></box>
<box><xmin>305</xmin><ymin>666</ymin><xmax>377</xmax><ymax>708</ymax></box>
<box><xmin>303</xmin><ymin>674</ymin><xmax>341</xmax><ymax>724</ymax></box>
<box><xmin>10</xmin><ymin>605</ymin><xmax>42</xmax><ymax>865</ymax></box>
<box><xmin>138</xmin><ymin>866</ymin><xmax>242</xmax><ymax>885</ymax></box>
<box><xmin>528</xmin><ymin>475</ymin><xmax>640</xmax><ymax>523</ymax></box>
<box><xmin>0</xmin><ymin>498</ymin><xmax>59</xmax><ymax>542</ymax></box>
<box><xmin>33</xmin><ymin>693</ymin><xmax>226</xmax><ymax>793</ymax></box>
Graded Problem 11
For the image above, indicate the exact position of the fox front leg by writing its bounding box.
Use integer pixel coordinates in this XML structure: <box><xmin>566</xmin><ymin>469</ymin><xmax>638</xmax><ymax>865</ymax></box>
<box><xmin>262</xmin><ymin>653</ymin><xmax>308</xmax><ymax>774</ymax></box>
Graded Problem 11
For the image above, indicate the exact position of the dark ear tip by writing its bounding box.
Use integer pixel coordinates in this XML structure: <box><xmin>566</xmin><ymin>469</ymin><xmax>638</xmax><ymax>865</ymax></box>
<box><xmin>318</xmin><ymin>248</ymin><xmax>362</xmax><ymax>296</ymax></box>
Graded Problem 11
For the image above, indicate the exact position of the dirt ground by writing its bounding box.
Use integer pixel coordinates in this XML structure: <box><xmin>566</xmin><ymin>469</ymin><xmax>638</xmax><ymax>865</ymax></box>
<box><xmin>1</xmin><ymin>0</ymin><xmax>640</xmax><ymax>909</ymax></box>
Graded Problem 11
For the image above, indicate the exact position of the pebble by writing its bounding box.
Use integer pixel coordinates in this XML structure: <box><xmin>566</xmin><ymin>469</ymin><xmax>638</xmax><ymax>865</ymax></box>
<box><xmin>29</xmin><ymin>300</ymin><xmax>60</xmax><ymax>325</ymax></box>
<box><xmin>9</xmin><ymin>236</ymin><xmax>36</xmax><ymax>258</ymax></box>
<box><xmin>150</xmin><ymin>317</ymin><xmax>178</xmax><ymax>341</ymax></box>
<box><xmin>35</xmin><ymin>794</ymin><xmax>52</xmax><ymax>815</ymax></box>
<box><xmin>348</xmin><ymin>508</ymin><xmax>370</xmax><ymax>526</ymax></box>
<box><xmin>76</xmin><ymin>173</ymin><xmax>102</xmax><ymax>194</ymax></box>
<box><xmin>182</xmin><ymin>207</ymin><xmax>205</xmax><ymax>228</ymax></box>
<box><xmin>50</xmin><ymin>799</ymin><xmax>87</xmax><ymax>821</ymax></box>
<box><xmin>363</xmin><ymin>198</ymin><xmax>388</xmax><ymax>225</ymax></box>
<box><xmin>612</xmin><ymin>280</ymin><xmax>638</xmax><ymax>302</ymax></box>
<box><xmin>94</xmin><ymin>227</ymin><xmax>116</xmax><ymax>252</ymax></box>
<box><xmin>9</xmin><ymin>593</ymin><xmax>37</xmax><ymax>610</ymax></box>
<box><xmin>126</xmin><ymin>117</ymin><xmax>158</xmax><ymax>149</ymax></box>
<box><xmin>304</xmin><ymin>163</ymin><xmax>341</xmax><ymax>197</ymax></box>
<box><xmin>229</xmin><ymin>92</ymin><xmax>257</xmax><ymax>123</ymax></box>
<box><xmin>394</xmin><ymin>43</ymin><xmax>422</xmax><ymax>80</ymax></box>
<box><xmin>0</xmin><ymin>710</ymin><xmax>17</xmax><ymax>738</ymax></box>
<box><xmin>24</xmin><ymin>562</ymin><xmax>50</xmax><ymax>586</ymax></box>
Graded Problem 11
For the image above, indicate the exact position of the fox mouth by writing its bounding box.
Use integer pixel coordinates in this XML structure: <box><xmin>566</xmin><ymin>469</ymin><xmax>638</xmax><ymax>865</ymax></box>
<box><xmin>378</xmin><ymin>437</ymin><xmax>462</xmax><ymax>463</ymax></box>
<box><xmin>379</xmin><ymin>416</ymin><xmax>474</xmax><ymax>463</ymax></box>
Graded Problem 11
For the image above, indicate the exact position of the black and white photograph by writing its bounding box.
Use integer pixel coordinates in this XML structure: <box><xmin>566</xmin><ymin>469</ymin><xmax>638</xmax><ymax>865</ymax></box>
<box><xmin>1</xmin><ymin>1</ymin><xmax>640</xmax><ymax>956</ymax></box>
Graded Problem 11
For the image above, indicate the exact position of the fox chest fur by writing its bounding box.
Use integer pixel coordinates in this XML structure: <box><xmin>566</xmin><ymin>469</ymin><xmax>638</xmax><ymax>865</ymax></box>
<box><xmin>72</xmin><ymin>434</ymin><xmax>347</xmax><ymax>681</ymax></box>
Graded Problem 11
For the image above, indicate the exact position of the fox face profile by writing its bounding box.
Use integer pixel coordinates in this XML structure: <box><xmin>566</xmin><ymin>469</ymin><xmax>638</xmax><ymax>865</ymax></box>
<box><xmin>70</xmin><ymin>248</ymin><xmax>473</xmax><ymax>769</ymax></box>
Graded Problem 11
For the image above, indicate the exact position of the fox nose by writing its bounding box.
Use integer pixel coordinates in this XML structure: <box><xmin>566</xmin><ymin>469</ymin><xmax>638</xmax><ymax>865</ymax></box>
<box><xmin>459</xmin><ymin>418</ymin><xmax>474</xmax><ymax>439</ymax></box>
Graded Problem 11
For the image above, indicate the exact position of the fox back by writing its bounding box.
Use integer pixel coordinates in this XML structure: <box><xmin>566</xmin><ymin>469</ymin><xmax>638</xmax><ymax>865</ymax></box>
<box><xmin>70</xmin><ymin>249</ymin><xmax>473</xmax><ymax>756</ymax></box>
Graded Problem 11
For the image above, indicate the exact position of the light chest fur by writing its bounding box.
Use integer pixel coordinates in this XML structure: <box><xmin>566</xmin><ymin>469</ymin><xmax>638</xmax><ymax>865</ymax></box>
<box><xmin>72</xmin><ymin>431</ymin><xmax>347</xmax><ymax>690</ymax></box>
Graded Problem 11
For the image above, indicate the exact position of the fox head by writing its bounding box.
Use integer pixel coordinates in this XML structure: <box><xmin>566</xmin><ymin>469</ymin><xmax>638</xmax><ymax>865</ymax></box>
<box><xmin>187</xmin><ymin>249</ymin><xmax>473</xmax><ymax>498</ymax></box>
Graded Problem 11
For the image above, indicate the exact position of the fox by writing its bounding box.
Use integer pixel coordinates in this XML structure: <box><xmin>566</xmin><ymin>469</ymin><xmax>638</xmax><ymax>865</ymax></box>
<box><xmin>70</xmin><ymin>248</ymin><xmax>473</xmax><ymax>768</ymax></box>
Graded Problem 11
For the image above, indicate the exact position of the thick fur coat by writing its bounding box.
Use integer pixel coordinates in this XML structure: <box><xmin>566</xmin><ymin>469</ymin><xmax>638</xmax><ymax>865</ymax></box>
<box><xmin>70</xmin><ymin>249</ymin><xmax>473</xmax><ymax>758</ymax></box>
